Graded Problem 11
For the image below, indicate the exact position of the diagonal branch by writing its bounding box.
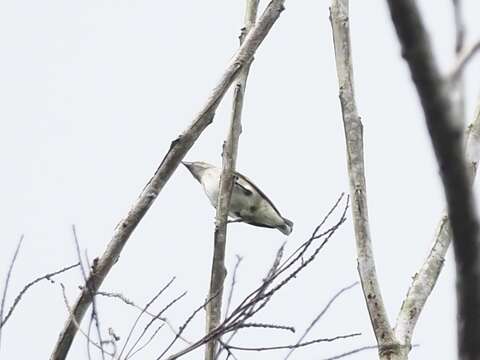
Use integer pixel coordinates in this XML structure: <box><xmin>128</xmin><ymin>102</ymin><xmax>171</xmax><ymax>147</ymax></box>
<box><xmin>384</xmin><ymin>1</ymin><xmax>480</xmax><ymax>359</ymax></box>
<box><xmin>395</xmin><ymin>97</ymin><xmax>480</xmax><ymax>345</ymax></box>
<box><xmin>329</xmin><ymin>0</ymin><xmax>398</xmax><ymax>356</ymax></box>
<box><xmin>50</xmin><ymin>2</ymin><xmax>286</xmax><ymax>359</ymax></box>
<box><xmin>204</xmin><ymin>1</ymin><xmax>260</xmax><ymax>360</ymax></box>
<box><xmin>0</xmin><ymin>235</ymin><xmax>23</xmax><ymax>352</ymax></box>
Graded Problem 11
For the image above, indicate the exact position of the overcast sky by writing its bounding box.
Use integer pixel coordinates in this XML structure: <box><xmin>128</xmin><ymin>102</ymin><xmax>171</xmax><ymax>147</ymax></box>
<box><xmin>1</xmin><ymin>1</ymin><xmax>480</xmax><ymax>359</ymax></box>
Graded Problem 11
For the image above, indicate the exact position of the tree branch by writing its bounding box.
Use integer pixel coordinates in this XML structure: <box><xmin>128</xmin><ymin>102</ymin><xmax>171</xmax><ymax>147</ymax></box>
<box><xmin>0</xmin><ymin>263</ymin><xmax>79</xmax><ymax>330</ymax></box>
<box><xmin>448</xmin><ymin>40</ymin><xmax>480</xmax><ymax>85</ymax></box>
<box><xmin>0</xmin><ymin>235</ymin><xmax>23</xmax><ymax>352</ymax></box>
<box><xmin>50</xmin><ymin>2</ymin><xmax>286</xmax><ymax>359</ymax></box>
<box><xmin>205</xmin><ymin>1</ymin><xmax>260</xmax><ymax>359</ymax></box>
<box><xmin>395</xmin><ymin>98</ymin><xmax>480</xmax><ymax>345</ymax></box>
<box><xmin>223</xmin><ymin>333</ymin><xmax>361</xmax><ymax>352</ymax></box>
<box><xmin>284</xmin><ymin>282</ymin><xmax>359</xmax><ymax>360</ymax></box>
<box><xmin>329</xmin><ymin>1</ymin><xmax>398</xmax><ymax>356</ymax></box>
<box><xmin>384</xmin><ymin>1</ymin><xmax>480</xmax><ymax>359</ymax></box>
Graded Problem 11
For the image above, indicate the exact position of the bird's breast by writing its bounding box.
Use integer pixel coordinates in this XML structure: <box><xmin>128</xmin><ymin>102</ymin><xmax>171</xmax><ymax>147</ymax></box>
<box><xmin>201</xmin><ymin>170</ymin><xmax>221</xmax><ymax>206</ymax></box>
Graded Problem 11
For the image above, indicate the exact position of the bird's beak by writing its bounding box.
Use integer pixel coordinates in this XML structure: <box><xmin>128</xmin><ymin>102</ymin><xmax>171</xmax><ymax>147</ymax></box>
<box><xmin>182</xmin><ymin>161</ymin><xmax>202</xmax><ymax>182</ymax></box>
<box><xmin>182</xmin><ymin>161</ymin><xmax>195</xmax><ymax>176</ymax></box>
<box><xmin>182</xmin><ymin>161</ymin><xmax>193</xmax><ymax>170</ymax></box>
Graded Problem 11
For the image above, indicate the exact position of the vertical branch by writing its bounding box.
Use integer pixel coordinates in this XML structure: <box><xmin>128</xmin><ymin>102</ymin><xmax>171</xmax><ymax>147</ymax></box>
<box><xmin>451</xmin><ymin>0</ymin><xmax>466</xmax><ymax>126</ymax></box>
<box><xmin>384</xmin><ymin>1</ymin><xmax>480</xmax><ymax>359</ymax></box>
<box><xmin>329</xmin><ymin>1</ymin><xmax>400</xmax><ymax>358</ymax></box>
<box><xmin>205</xmin><ymin>1</ymin><xmax>260</xmax><ymax>359</ymax></box>
<box><xmin>50</xmin><ymin>2</ymin><xmax>286</xmax><ymax>359</ymax></box>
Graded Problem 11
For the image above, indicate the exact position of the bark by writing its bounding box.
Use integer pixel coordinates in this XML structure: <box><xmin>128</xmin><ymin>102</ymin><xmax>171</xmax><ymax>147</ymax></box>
<box><xmin>204</xmin><ymin>1</ymin><xmax>260</xmax><ymax>359</ymax></box>
<box><xmin>395</xmin><ymin>100</ymin><xmax>480</xmax><ymax>346</ymax></box>
<box><xmin>329</xmin><ymin>1</ymin><xmax>402</xmax><ymax>358</ymax></box>
<box><xmin>385</xmin><ymin>1</ymin><xmax>480</xmax><ymax>359</ymax></box>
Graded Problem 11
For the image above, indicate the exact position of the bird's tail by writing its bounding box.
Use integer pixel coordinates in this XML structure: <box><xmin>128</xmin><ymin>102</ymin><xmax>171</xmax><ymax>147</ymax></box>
<box><xmin>277</xmin><ymin>218</ymin><xmax>293</xmax><ymax>236</ymax></box>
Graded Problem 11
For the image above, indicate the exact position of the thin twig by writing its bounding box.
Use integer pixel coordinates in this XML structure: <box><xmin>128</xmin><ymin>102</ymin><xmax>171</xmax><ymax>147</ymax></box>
<box><xmin>224</xmin><ymin>255</ymin><xmax>243</xmax><ymax>319</ymax></box>
<box><xmin>119</xmin><ymin>277</ymin><xmax>176</xmax><ymax>359</ymax></box>
<box><xmin>224</xmin><ymin>333</ymin><xmax>361</xmax><ymax>352</ymax></box>
<box><xmin>96</xmin><ymin>290</ymin><xmax>191</xmax><ymax>344</ymax></box>
<box><xmin>59</xmin><ymin>283</ymin><xmax>114</xmax><ymax>357</ymax></box>
<box><xmin>284</xmin><ymin>281</ymin><xmax>359</xmax><ymax>359</ymax></box>
<box><xmin>235</xmin><ymin>322</ymin><xmax>295</xmax><ymax>333</ymax></box>
<box><xmin>72</xmin><ymin>226</ymin><xmax>106</xmax><ymax>360</ymax></box>
<box><xmin>319</xmin><ymin>345</ymin><xmax>379</xmax><ymax>360</ymax></box>
<box><xmin>50</xmin><ymin>2</ymin><xmax>286</xmax><ymax>359</ymax></box>
<box><xmin>160</xmin><ymin>290</ymin><xmax>221</xmax><ymax>360</ymax></box>
<box><xmin>124</xmin><ymin>291</ymin><xmax>187</xmax><ymax>359</ymax></box>
<box><xmin>215</xmin><ymin>256</ymin><xmax>244</xmax><ymax>359</ymax></box>
<box><xmin>448</xmin><ymin>40</ymin><xmax>480</xmax><ymax>85</ymax></box>
<box><xmin>1</xmin><ymin>263</ymin><xmax>79</xmax><ymax>329</ymax></box>
<box><xmin>125</xmin><ymin>324</ymin><xmax>164</xmax><ymax>360</ymax></box>
<box><xmin>0</xmin><ymin>235</ymin><xmax>23</xmax><ymax>351</ymax></box>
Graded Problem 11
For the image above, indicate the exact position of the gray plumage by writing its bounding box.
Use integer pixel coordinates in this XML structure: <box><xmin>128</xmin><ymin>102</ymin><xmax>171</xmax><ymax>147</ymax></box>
<box><xmin>183</xmin><ymin>161</ymin><xmax>293</xmax><ymax>235</ymax></box>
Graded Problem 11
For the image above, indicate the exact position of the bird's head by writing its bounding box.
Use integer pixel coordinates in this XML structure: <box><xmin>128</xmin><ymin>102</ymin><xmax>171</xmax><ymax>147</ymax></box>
<box><xmin>182</xmin><ymin>161</ymin><xmax>214</xmax><ymax>182</ymax></box>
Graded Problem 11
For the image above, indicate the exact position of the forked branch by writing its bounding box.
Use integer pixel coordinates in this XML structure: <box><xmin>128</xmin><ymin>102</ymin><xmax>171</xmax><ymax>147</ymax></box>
<box><xmin>384</xmin><ymin>1</ymin><xmax>480</xmax><ymax>359</ymax></box>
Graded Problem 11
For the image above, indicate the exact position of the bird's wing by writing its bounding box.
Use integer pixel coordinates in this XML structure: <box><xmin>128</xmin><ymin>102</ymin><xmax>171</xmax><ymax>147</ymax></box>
<box><xmin>234</xmin><ymin>172</ymin><xmax>283</xmax><ymax>217</ymax></box>
<box><xmin>233</xmin><ymin>175</ymin><xmax>253</xmax><ymax>196</ymax></box>
<box><xmin>241</xmin><ymin>220</ymin><xmax>276</xmax><ymax>229</ymax></box>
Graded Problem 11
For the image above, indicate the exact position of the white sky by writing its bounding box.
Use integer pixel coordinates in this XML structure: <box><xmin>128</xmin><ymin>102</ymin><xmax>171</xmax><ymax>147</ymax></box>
<box><xmin>1</xmin><ymin>1</ymin><xmax>480</xmax><ymax>359</ymax></box>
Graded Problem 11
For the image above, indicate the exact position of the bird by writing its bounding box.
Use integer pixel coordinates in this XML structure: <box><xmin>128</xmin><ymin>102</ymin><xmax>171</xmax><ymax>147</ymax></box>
<box><xmin>183</xmin><ymin>161</ymin><xmax>293</xmax><ymax>235</ymax></box>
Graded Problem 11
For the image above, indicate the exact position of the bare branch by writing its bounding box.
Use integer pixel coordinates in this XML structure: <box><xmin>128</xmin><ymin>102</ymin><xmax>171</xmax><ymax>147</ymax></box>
<box><xmin>235</xmin><ymin>322</ymin><xmax>295</xmax><ymax>333</ymax></box>
<box><xmin>76</xmin><ymin>234</ymin><xmax>106</xmax><ymax>360</ymax></box>
<box><xmin>119</xmin><ymin>277</ymin><xmax>176</xmax><ymax>359</ymax></box>
<box><xmin>0</xmin><ymin>235</ymin><xmax>23</xmax><ymax>351</ymax></box>
<box><xmin>284</xmin><ymin>281</ymin><xmax>359</xmax><ymax>360</ymax></box>
<box><xmin>59</xmin><ymin>283</ymin><xmax>114</xmax><ymax>357</ymax></box>
<box><xmin>330</xmin><ymin>0</ymin><xmax>397</xmax><ymax>354</ymax></box>
<box><xmin>1</xmin><ymin>263</ymin><xmax>79</xmax><ymax>330</ymax></box>
<box><xmin>384</xmin><ymin>1</ymin><xmax>480</xmax><ymax>359</ymax></box>
<box><xmin>319</xmin><ymin>345</ymin><xmax>379</xmax><ymax>360</ymax></box>
<box><xmin>50</xmin><ymin>2</ymin><xmax>286</xmax><ymax>359</ymax></box>
<box><xmin>163</xmin><ymin>198</ymin><xmax>348</xmax><ymax>360</ymax></box>
<box><xmin>452</xmin><ymin>0</ymin><xmax>465</xmax><ymax>53</ymax></box>
<box><xmin>125</xmin><ymin>324</ymin><xmax>164</xmax><ymax>360</ymax></box>
<box><xmin>96</xmin><ymin>290</ymin><xmax>191</xmax><ymax>345</ymax></box>
<box><xmin>205</xmin><ymin>1</ymin><xmax>260</xmax><ymax>359</ymax></box>
<box><xmin>224</xmin><ymin>255</ymin><xmax>243</xmax><ymax>319</ymax></box>
<box><xmin>124</xmin><ymin>291</ymin><xmax>187</xmax><ymax>359</ymax></box>
<box><xmin>395</xmin><ymin>96</ymin><xmax>480</xmax><ymax>344</ymax></box>
<box><xmin>450</xmin><ymin>0</ymin><xmax>467</xmax><ymax>129</ymax></box>
<box><xmin>448</xmin><ymin>40</ymin><xmax>480</xmax><ymax>85</ymax></box>
<box><xmin>223</xmin><ymin>333</ymin><xmax>361</xmax><ymax>352</ymax></box>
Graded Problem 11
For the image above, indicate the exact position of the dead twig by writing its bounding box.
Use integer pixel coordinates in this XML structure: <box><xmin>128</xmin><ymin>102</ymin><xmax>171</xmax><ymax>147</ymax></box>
<box><xmin>284</xmin><ymin>281</ymin><xmax>359</xmax><ymax>359</ymax></box>
<box><xmin>0</xmin><ymin>235</ymin><xmax>23</xmax><ymax>351</ymax></box>
<box><xmin>222</xmin><ymin>333</ymin><xmax>361</xmax><ymax>352</ymax></box>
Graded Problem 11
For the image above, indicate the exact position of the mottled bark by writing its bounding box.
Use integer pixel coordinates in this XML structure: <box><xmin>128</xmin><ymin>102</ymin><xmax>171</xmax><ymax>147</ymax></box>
<box><xmin>330</xmin><ymin>1</ymin><xmax>401</xmax><ymax>358</ymax></box>
<box><xmin>204</xmin><ymin>1</ymin><xmax>260</xmax><ymax>359</ymax></box>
